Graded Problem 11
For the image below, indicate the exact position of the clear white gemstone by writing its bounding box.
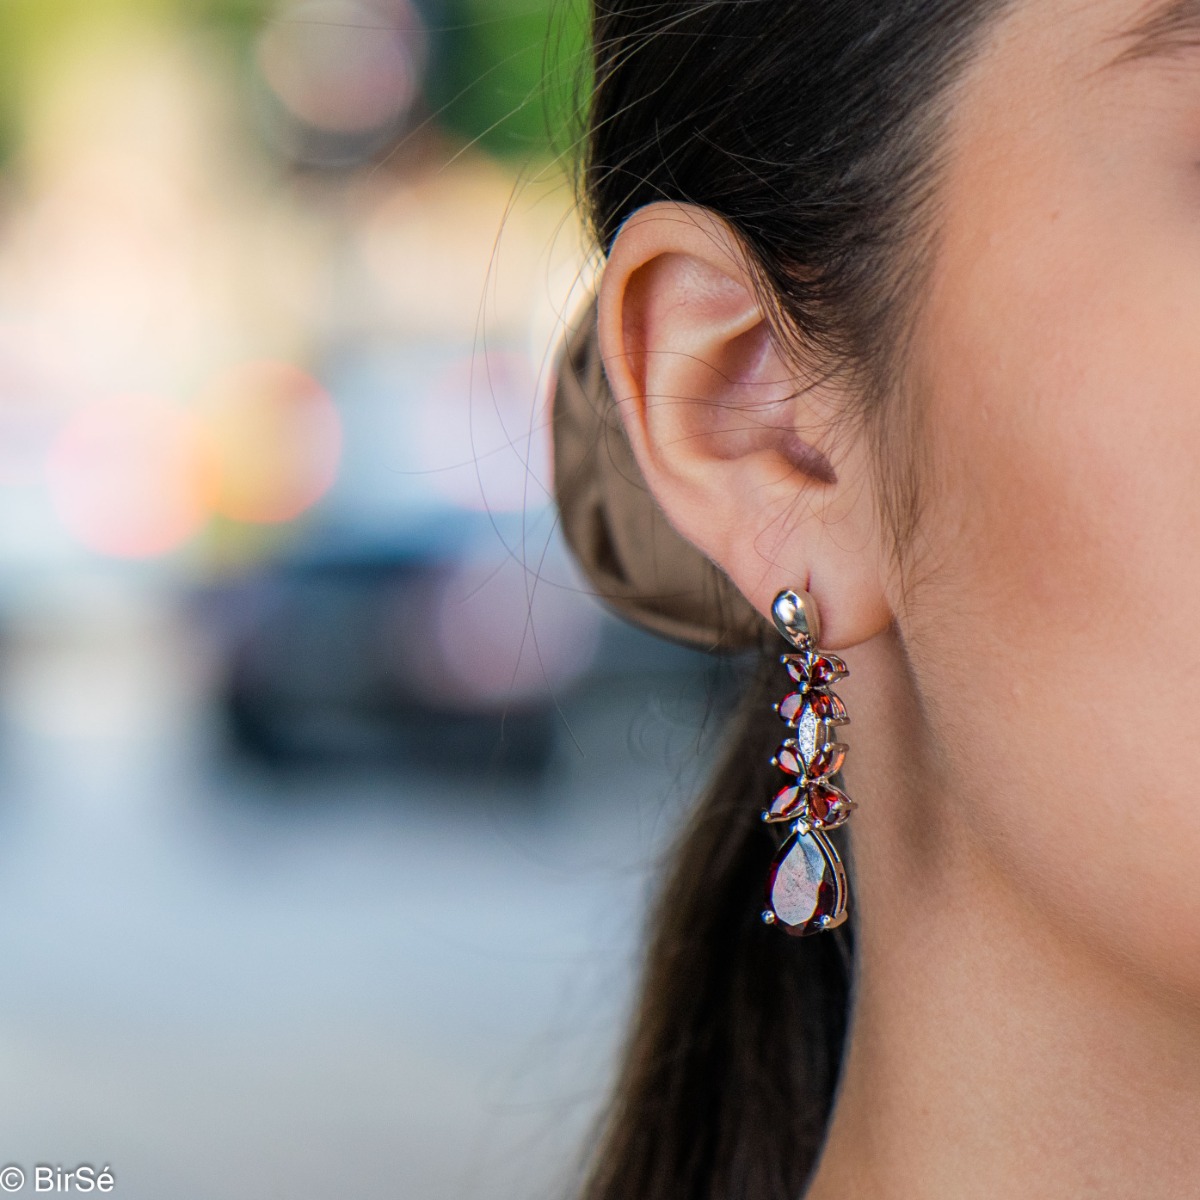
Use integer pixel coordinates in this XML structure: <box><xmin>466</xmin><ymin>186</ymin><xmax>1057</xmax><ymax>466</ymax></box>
<box><xmin>796</xmin><ymin>704</ymin><xmax>819</xmax><ymax>766</ymax></box>
<box><xmin>771</xmin><ymin>834</ymin><xmax>824</xmax><ymax>927</ymax></box>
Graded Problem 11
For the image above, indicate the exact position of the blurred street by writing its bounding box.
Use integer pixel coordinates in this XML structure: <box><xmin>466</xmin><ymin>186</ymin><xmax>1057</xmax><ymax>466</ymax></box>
<box><xmin>0</xmin><ymin>2</ymin><xmax>732</xmax><ymax>1196</ymax></box>
<box><xmin>0</xmin><ymin>578</ymin><xmax>723</xmax><ymax>1199</ymax></box>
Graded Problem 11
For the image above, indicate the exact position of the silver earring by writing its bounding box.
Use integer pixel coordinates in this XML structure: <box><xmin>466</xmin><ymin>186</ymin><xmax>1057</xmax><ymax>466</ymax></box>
<box><xmin>761</xmin><ymin>588</ymin><xmax>853</xmax><ymax>936</ymax></box>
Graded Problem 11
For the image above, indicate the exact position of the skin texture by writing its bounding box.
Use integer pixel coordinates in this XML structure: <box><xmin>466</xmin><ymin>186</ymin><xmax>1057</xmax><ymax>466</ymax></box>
<box><xmin>598</xmin><ymin>1</ymin><xmax>1200</xmax><ymax>1196</ymax></box>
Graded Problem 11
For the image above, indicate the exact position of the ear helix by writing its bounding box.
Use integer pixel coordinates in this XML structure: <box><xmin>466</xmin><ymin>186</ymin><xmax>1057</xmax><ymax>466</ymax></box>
<box><xmin>761</xmin><ymin>588</ymin><xmax>854</xmax><ymax>936</ymax></box>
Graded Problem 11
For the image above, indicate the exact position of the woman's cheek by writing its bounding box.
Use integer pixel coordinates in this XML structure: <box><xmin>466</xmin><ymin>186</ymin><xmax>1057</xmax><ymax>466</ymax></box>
<box><xmin>905</xmin><ymin>240</ymin><xmax>1200</xmax><ymax>981</ymax></box>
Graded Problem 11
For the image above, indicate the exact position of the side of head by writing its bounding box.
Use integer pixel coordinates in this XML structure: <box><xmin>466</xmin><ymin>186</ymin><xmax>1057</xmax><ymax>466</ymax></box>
<box><xmin>595</xmin><ymin>0</ymin><xmax>1200</xmax><ymax>982</ymax></box>
<box><xmin>588</xmin><ymin>0</ymin><xmax>1018</xmax><ymax>638</ymax></box>
<box><xmin>575</xmin><ymin>1</ymin><xmax>1200</xmax><ymax>1198</ymax></box>
<box><xmin>577</xmin><ymin>4</ymin><xmax>1018</xmax><ymax>1199</ymax></box>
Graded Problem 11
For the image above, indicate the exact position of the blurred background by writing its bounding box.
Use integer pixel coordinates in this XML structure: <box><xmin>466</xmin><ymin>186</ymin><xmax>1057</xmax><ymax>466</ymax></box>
<box><xmin>0</xmin><ymin>3</ymin><xmax>736</xmax><ymax>1196</ymax></box>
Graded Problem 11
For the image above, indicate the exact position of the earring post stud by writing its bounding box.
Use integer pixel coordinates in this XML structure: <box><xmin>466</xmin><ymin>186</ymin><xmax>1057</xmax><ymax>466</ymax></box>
<box><xmin>771</xmin><ymin>588</ymin><xmax>820</xmax><ymax>648</ymax></box>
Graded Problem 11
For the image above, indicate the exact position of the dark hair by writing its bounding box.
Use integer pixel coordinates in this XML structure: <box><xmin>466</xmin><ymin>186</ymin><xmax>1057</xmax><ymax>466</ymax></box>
<box><xmin>576</xmin><ymin>4</ymin><xmax>1015</xmax><ymax>1199</ymax></box>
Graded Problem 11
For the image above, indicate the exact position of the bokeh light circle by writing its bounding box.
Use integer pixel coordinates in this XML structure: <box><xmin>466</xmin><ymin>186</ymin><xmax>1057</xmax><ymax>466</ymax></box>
<box><xmin>257</xmin><ymin>0</ymin><xmax>424</xmax><ymax>135</ymax></box>
<box><xmin>47</xmin><ymin>395</ymin><xmax>217</xmax><ymax>558</ymax></box>
<box><xmin>199</xmin><ymin>361</ymin><xmax>342</xmax><ymax>525</ymax></box>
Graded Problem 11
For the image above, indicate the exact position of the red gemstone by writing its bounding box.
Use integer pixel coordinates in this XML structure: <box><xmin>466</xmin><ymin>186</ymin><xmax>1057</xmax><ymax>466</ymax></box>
<box><xmin>810</xmin><ymin>691</ymin><xmax>848</xmax><ymax>724</ymax></box>
<box><xmin>808</xmin><ymin>781</ymin><xmax>854</xmax><ymax>829</ymax></box>
<box><xmin>783</xmin><ymin>654</ymin><xmax>811</xmax><ymax>687</ymax></box>
<box><xmin>809</xmin><ymin>654</ymin><xmax>848</xmax><ymax>686</ymax></box>
<box><xmin>767</xmin><ymin>783</ymin><xmax>805</xmax><ymax>822</ymax></box>
<box><xmin>773</xmin><ymin>741</ymin><xmax>804</xmax><ymax>776</ymax></box>
<box><xmin>777</xmin><ymin>692</ymin><xmax>806</xmax><ymax>723</ymax></box>
<box><xmin>809</xmin><ymin>742</ymin><xmax>847</xmax><ymax>779</ymax></box>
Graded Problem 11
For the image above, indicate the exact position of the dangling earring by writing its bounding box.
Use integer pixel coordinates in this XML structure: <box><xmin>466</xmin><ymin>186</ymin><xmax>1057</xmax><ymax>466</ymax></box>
<box><xmin>761</xmin><ymin>588</ymin><xmax>853</xmax><ymax>936</ymax></box>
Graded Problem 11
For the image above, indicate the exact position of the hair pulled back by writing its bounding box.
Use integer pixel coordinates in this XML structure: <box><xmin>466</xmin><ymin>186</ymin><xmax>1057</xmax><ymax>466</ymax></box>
<box><xmin>575</xmin><ymin>4</ymin><xmax>1013</xmax><ymax>1200</ymax></box>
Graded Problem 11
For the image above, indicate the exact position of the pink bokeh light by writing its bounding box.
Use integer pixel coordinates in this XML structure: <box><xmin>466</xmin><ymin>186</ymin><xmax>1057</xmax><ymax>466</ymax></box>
<box><xmin>199</xmin><ymin>361</ymin><xmax>342</xmax><ymax>525</ymax></box>
<box><xmin>47</xmin><ymin>395</ymin><xmax>217</xmax><ymax>558</ymax></box>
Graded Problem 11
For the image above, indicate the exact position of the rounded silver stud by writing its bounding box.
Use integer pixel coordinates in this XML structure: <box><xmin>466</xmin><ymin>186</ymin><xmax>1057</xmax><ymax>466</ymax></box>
<box><xmin>771</xmin><ymin>588</ymin><xmax>820</xmax><ymax>647</ymax></box>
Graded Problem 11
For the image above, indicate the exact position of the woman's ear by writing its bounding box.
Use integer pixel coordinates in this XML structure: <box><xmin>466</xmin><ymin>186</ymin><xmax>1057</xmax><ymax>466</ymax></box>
<box><xmin>597</xmin><ymin>201</ymin><xmax>894</xmax><ymax>649</ymax></box>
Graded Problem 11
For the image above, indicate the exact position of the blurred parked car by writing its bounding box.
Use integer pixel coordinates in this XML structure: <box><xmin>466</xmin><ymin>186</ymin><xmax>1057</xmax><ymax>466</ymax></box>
<box><xmin>200</xmin><ymin>342</ymin><xmax>715</xmax><ymax>776</ymax></box>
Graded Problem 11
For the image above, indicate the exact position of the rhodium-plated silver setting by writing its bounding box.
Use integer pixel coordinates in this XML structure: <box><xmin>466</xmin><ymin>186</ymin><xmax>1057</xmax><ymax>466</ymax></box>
<box><xmin>761</xmin><ymin>588</ymin><xmax>854</xmax><ymax>937</ymax></box>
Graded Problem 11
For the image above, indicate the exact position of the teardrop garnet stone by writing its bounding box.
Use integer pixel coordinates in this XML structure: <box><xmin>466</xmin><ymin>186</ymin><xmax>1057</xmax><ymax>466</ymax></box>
<box><xmin>764</xmin><ymin>827</ymin><xmax>848</xmax><ymax>936</ymax></box>
<box><xmin>776</xmin><ymin>691</ymin><xmax>806</xmax><ymax>724</ymax></box>
<box><xmin>772</xmin><ymin>740</ymin><xmax>806</xmax><ymax>777</ymax></box>
<box><xmin>766</xmin><ymin>782</ymin><xmax>804</xmax><ymax>823</ymax></box>
<box><xmin>783</xmin><ymin>655</ymin><xmax>811</xmax><ymax>687</ymax></box>
<box><xmin>808</xmin><ymin>780</ymin><xmax>855</xmax><ymax>829</ymax></box>
<box><xmin>809</xmin><ymin>690</ymin><xmax>849</xmax><ymax>725</ymax></box>
<box><xmin>810</xmin><ymin>653</ymin><xmax>849</xmax><ymax>686</ymax></box>
<box><xmin>809</xmin><ymin>741</ymin><xmax>847</xmax><ymax>781</ymax></box>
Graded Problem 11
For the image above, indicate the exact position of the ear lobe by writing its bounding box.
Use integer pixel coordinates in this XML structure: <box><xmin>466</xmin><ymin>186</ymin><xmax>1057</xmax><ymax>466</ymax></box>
<box><xmin>596</xmin><ymin>201</ymin><xmax>893</xmax><ymax>650</ymax></box>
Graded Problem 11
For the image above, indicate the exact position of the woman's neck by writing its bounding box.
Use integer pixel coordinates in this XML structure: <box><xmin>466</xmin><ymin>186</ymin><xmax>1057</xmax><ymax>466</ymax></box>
<box><xmin>803</xmin><ymin>630</ymin><xmax>1200</xmax><ymax>1200</ymax></box>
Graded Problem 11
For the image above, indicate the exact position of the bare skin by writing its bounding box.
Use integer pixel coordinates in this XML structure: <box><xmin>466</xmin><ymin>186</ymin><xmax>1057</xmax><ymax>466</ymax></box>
<box><xmin>597</xmin><ymin>1</ymin><xmax>1200</xmax><ymax>1196</ymax></box>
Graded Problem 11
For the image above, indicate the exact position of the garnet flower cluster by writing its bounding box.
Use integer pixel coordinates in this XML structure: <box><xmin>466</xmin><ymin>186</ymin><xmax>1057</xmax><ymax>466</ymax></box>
<box><xmin>765</xmin><ymin>650</ymin><xmax>854</xmax><ymax>832</ymax></box>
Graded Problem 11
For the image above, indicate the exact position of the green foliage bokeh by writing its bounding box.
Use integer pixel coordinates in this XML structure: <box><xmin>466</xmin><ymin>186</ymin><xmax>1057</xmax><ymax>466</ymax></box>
<box><xmin>0</xmin><ymin>0</ymin><xmax>589</xmax><ymax>166</ymax></box>
<box><xmin>425</xmin><ymin>0</ymin><xmax>589</xmax><ymax>160</ymax></box>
